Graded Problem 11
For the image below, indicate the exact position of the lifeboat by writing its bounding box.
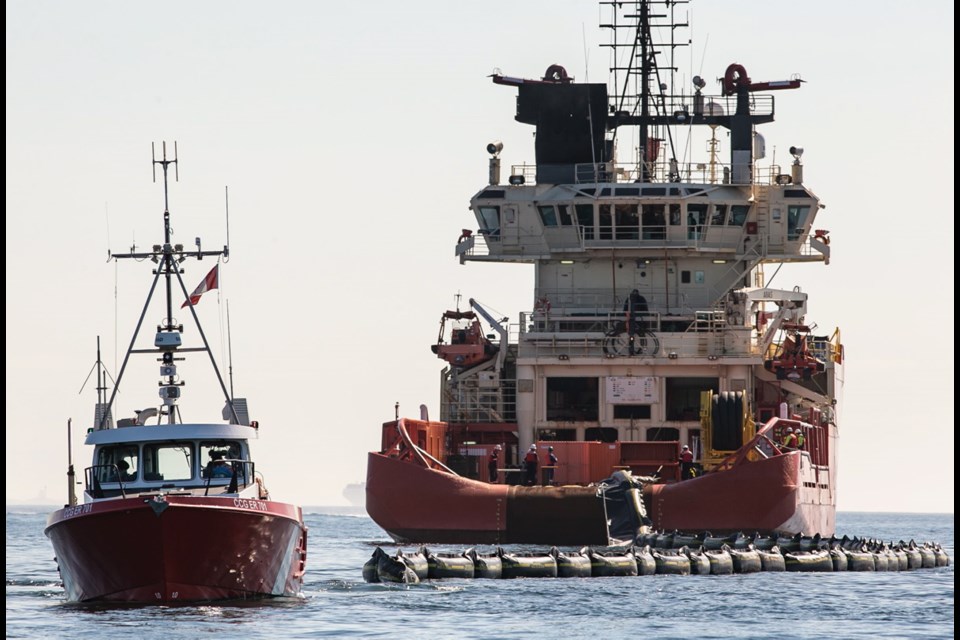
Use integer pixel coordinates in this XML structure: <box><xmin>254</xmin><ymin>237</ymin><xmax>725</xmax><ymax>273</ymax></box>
<box><xmin>763</xmin><ymin>323</ymin><xmax>826</xmax><ymax>381</ymax></box>
<box><xmin>430</xmin><ymin>309</ymin><xmax>498</xmax><ymax>368</ymax></box>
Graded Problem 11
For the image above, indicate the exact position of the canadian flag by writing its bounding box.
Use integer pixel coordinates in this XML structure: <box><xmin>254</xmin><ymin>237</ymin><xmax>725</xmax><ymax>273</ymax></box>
<box><xmin>181</xmin><ymin>264</ymin><xmax>219</xmax><ymax>308</ymax></box>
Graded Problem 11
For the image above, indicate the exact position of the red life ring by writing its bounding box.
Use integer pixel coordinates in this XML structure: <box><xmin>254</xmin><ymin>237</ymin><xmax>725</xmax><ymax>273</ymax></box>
<box><xmin>535</xmin><ymin>297</ymin><xmax>551</xmax><ymax>314</ymax></box>
<box><xmin>458</xmin><ymin>229</ymin><xmax>473</xmax><ymax>244</ymax></box>
<box><xmin>722</xmin><ymin>63</ymin><xmax>749</xmax><ymax>96</ymax></box>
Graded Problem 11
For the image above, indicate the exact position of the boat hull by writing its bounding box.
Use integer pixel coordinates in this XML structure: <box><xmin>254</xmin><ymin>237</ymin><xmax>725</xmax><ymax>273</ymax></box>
<box><xmin>366</xmin><ymin>449</ymin><xmax>835</xmax><ymax>544</ymax></box>
<box><xmin>45</xmin><ymin>496</ymin><xmax>307</xmax><ymax>603</ymax></box>
<box><xmin>647</xmin><ymin>451</ymin><xmax>835</xmax><ymax>535</ymax></box>
<box><xmin>366</xmin><ymin>452</ymin><xmax>609</xmax><ymax>544</ymax></box>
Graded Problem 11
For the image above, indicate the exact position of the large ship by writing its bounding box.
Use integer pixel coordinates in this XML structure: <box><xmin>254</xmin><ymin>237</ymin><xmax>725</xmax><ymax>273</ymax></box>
<box><xmin>366</xmin><ymin>0</ymin><xmax>842</xmax><ymax>545</ymax></box>
<box><xmin>45</xmin><ymin>144</ymin><xmax>308</xmax><ymax>603</ymax></box>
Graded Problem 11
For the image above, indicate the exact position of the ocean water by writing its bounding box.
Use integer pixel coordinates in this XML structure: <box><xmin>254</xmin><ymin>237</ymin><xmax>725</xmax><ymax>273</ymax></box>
<box><xmin>6</xmin><ymin>507</ymin><xmax>954</xmax><ymax>639</ymax></box>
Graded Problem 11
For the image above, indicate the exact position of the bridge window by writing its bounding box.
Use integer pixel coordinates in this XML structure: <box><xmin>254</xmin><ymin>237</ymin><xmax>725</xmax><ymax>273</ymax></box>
<box><xmin>538</xmin><ymin>205</ymin><xmax>560</xmax><ymax>227</ymax></box>
<box><xmin>598</xmin><ymin>205</ymin><xmax>613</xmax><ymax>240</ymax></box>
<box><xmin>728</xmin><ymin>205</ymin><xmax>749</xmax><ymax>226</ymax></box>
<box><xmin>96</xmin><ymin>445</ymin><xmax>139</xmax><ymax>483</ymax></box>
<box><xmin>711</xmin><ymin>204</ymin><xmax>728</xmax><ymax>226</ymax></box>
<box><xmin>200</xmin><ymin>441</ymin><xmax>242</xmax><ymax>478</ymax></box>
<box><xmin>142</xmin><ymin>443</ymin><xmax>194</xmax><ymax>482</ymax></box>
<box><xmin>787</xmin><ymin>205</ymin><xmax>811</xmax><ymax>240</ymax></box>
<box><xmin>575</xmin><ymin>203</ymin><xmax>594</xmax><ymax>240</ymax></box>
<box><xmin>477</xmin><ymin>206</ymin><xmax>500</xmax><ymax>238</ymax></box>
<box><xmin>687</xmin><ymin>204</ymin><xmax>708</xmax><ymax>239</ymax></box>
<box><xmin>642</xmin><ymin>204</ymin><xmax>666</xmax><ymax>239</ymax></box>
<box><xmin>615</xmin><ymin>203</ymin><xmax>639</xmax><ymax>239</ymax></box>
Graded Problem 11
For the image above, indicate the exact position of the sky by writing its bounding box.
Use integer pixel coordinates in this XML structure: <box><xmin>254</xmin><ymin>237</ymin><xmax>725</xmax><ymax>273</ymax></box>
<box><xmin>6</xmin><ymin>1</ymin><xmax>954</xmax><ymax>515</ymax></box>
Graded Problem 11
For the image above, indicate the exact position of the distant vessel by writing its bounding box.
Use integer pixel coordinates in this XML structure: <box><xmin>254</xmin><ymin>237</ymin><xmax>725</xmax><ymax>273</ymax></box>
<box><xmin>367</xmin><ymin>0</ymin><xmax>842</xmax><ymax>545</ymax></box>
<box><xmin>44</xmin><ymin>144</ymin><xmax>308</xmax><ymax>603</ymax></box>
<box><xmin>343</xmin><ymin>482</ymin><xmax>366</xmax><ymax>508</ymax></box>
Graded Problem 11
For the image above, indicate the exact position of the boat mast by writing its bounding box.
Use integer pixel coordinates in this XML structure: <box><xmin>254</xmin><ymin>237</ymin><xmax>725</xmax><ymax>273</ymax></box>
<box><xmin>605</xmin><ymin>1</ymin><xmax>689</xmax><ymax>183</ymax></box>
<box><xmin>96</xmin><ymin>142</ymin><xmax>238</xmax><ymax>428</ymax></box>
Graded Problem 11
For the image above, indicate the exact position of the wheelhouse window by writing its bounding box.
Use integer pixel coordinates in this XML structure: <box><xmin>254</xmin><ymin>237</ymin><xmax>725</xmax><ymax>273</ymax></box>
<box><xmin>95</xmin><ymin>445</ymin><xmax>139</xmax><ymax>483</ymax></box>
<box><xmin>728</xmin><ymin>205</ymin><xmax>749</xmax><ymax>226</ymax></box>
<box><xmin>142</xmin><ymin>443</ymin><xmax>194</xmax><ymax>482</ymax></box>
<box><xmin>200</xmin><ymin>441</ymin><xmax>242</xmax><ymax>479</ymax></box>
<box><xmin>538</xmin><ymin>205</ymin><xmax>559</xmax><ymax>227</ymax></box>
<box><xmin>641</xmin><ymin>204</ymin><xmax>666</xmax><ymax>239</ymax></box>
<box><xmin>687</xmin><ymin>203</ymin><xmax>707</xmax><ymax>239</ymax></box>
<box><xmin>787</xmin><ymin>205</ymin><xmax>811</xmax><ymax>240</ymax></box>
<box><xmin>711</xmin><ymin>204</ymin><xmax>728</xmax><ymax>226</ymax></box>
<box><xmin>614</xmin><ymin>203</ymin><xmax>639</xmax><ymax>240</ymax></box>
<box><xmin>546</xmin><ymin>377</ymin><xmax>599</xmax><ymax>421</ymax></box>
<box><xmin>538</xmin><ymin>204</ymin><xmax>573</xmax><ymax>227</ymax></box>
<box><xmin>575</xmin><ymin>203</ymin><xmax>594</xmax><ymax>240</ymax></box>
<box><xmin>598</xmin><ymin>204</ymin><xmax>613</xmax><ymax>240</ymax></box>
<box><xmin>477</xmin><ymin>206</ymin><xmax>500</xmax><ymax>238</ymax></box>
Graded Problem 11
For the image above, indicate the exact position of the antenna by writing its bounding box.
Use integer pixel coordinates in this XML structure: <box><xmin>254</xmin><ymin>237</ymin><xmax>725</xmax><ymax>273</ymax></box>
<box><xmin>66</xmin><ymin>419</ymin><xmax>77</xmax><ymax>507</ymax></box>
<box><xmin>224</xmin><ymin>185</ymin><xmax>231</xmax><ymax>259</ymax></box>
<box><xmin>226</xmin><ymin>299</ymin><xmax>235</xmax><ymax>400</ymax></box>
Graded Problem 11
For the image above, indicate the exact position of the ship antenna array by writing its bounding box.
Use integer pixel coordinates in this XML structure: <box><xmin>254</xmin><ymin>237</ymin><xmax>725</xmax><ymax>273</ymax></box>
<box><xmin>600</xmin><ymin>0</ymin><xmax>690</xmax><ymax>182</ymax></box>
<box><xmin>95</xmin><ymin>142</ymin><xmax>238</xmax><ymax>428</ymax></box>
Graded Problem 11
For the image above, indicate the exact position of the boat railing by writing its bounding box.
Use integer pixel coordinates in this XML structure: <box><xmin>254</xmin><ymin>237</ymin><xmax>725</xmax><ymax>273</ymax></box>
<box><xmin>508</xmin><ymin>160</ymin><xmax>788</xmax><ymax>190</ymax></box>
<box><xmin>84</xmin><ymin>465</ymin><xmax>129</xmax><ymax>499</ymax></box>
<box><xmin>713</xmin><ymin>416</ymin><xmax>829</xmax><ymax>473</ymax></box>
<box><xmin>461</xmin><ymin>223</ymin><xmax>825</xmax><ymax>262</ymax></box>
<box><xmin>516</xmin><ymin>308</ymin><xmax>757</xmax><ymax>359</ymax></box>
<box><xmin>440</xmin><ymin>375</ymin><xmax>519</xmax><ymax>425</ymax></box>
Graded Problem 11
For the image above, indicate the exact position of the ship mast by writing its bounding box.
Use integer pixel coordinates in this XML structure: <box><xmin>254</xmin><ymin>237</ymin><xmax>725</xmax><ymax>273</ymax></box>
<box><xmin>96</xmin><ymin>142</ymin><xmax>237</xmax><ymax>428</ymax></box>
<box><xmin>604</xmin><ymin>0</ymin><xmax>689</xmax><ymax>183</ymax></box>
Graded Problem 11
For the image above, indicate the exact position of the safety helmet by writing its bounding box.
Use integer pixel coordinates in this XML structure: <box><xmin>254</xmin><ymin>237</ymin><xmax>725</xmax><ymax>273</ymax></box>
<box><xmin>494</xmin><ymin>445</ymin><xmax>502</xmax><ymax>450</ymax></box>
<box><xmin>681</xmin><ymin>445</ymin><xmax>689</xmax><ymax>450</ymax></box>
<box><xmin>785</xmin><ymin>427</ymin><xmax>793</xmax><ymax>433</ymax></box>
<box><xmin>529</xmin><ymin>444</ymin><xmax>536</xmax><ymax>450</ymax></box>
<box><xmin>548</xmin><ymin>446</ymin><xmax>554</xmax><ymax>451</ymax></box>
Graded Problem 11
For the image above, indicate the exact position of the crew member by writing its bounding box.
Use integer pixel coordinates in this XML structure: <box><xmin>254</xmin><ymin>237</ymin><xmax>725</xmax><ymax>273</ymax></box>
<box><xmin>545</xmin><ymin>446</ymin><xmax>558</xmax><ymax>485</ymax></box>
<box><xmin>523</xmin><ymin>445</ymin><xmax>539</xmax><ymax>486</ymax></box>
<box><xmin>794</xmin><ymin>427</ymin><xmax>805</xmax><ymax>450</ymax></box>
<box><xmin>679</xmin><ymin>445</ymin><xmax>695</xmax><ymax>480</ymax></box>
<box><xmin>488</xmin><ymin>444</ymin><xmax>502</xmax><ymax>483</ymax></box>
<box><xmin>781</xmin><ymin>427</ymin><xmax>797</xmax><ymax>451</ymax></box>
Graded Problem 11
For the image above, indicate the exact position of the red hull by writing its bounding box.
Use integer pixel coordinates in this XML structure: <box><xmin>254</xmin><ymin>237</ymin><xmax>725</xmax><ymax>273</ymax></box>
<box><xmin>366</xmin><ymin>449</ymin><xmax>835</xmax><ymax>545</ymax></box>
<box><xmin>366</xmin><ymin>452</ymin><xmax>609</xmax><ymax>544</ymax></box>
<box><xmin>45</xmin><ymin>496</ymin><xmax>307</xmax><ymax>603</ymax></box>
<box><xmin>648</xmin><ymin>451</ymin><xmax>835</xmax><ymax>535</ymax></box>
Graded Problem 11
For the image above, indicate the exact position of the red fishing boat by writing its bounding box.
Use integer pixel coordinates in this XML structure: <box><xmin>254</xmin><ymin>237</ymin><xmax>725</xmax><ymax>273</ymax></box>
<box><xmin>367</xmin><ymin>0</ymin><xmax>843</xmax><ymax>545</ymax></box>
<box><xmin>45</xmin><ymin>144</ymin><xmax>308</xmax><ymax>603</ymax></box>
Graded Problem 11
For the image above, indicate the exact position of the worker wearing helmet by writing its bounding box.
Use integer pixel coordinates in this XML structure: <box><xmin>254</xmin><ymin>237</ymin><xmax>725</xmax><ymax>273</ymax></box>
<box><xmin>781</xmin><ymin>427</ymin><xmax>797</xmax><ymax>451</ymax></box>
<box><xmin>679</xmin><ymin>444</ymin><xmax>695</xmax><ymax>480</ymax></box>
<box><xmin>523</xmin><ymin>444</ymin><xmax>539</xmax><ymax>486</ymax></box>
<box><xmin>488</xmin><ymin>444</ymin><xmax>502</xmax><ymax>484</ymax></box>
<box><xmin>545</xmin><ymin>446</ymin><xmax>559</xmax><ymax>485</ymax></box>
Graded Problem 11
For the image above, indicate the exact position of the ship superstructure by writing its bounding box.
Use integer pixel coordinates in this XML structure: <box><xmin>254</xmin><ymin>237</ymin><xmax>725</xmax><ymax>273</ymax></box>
<box><xmin>366</xmin><ymin>0</ymin><xmax>843</xmax><ymax>543</ymax></box>
<box><xmin>446</xmin><ymin>0</ymin><xmax>841</xmax><ymax>481</ymax></box>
